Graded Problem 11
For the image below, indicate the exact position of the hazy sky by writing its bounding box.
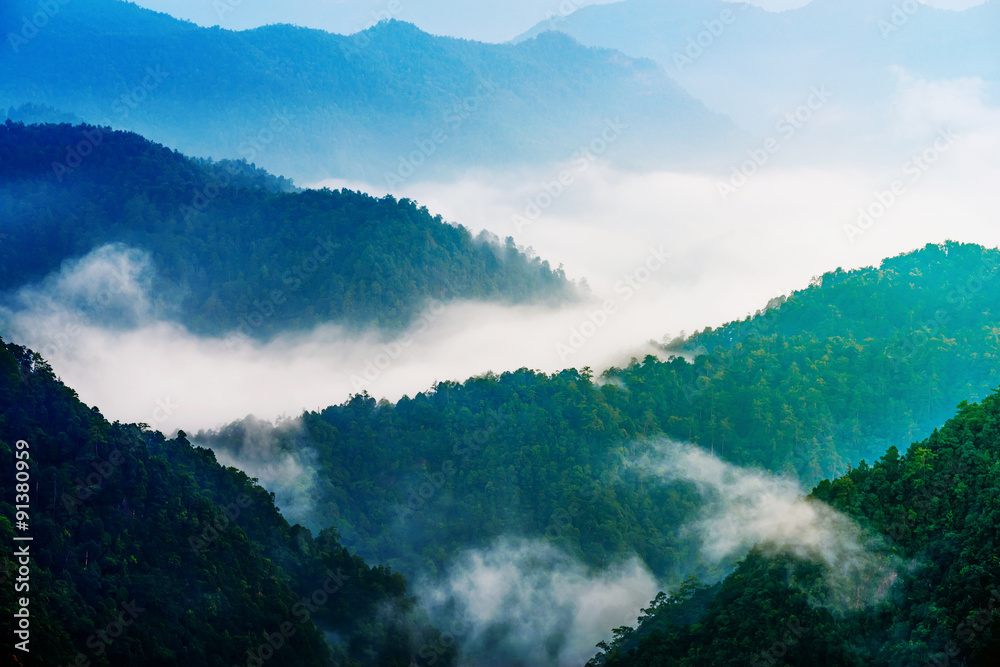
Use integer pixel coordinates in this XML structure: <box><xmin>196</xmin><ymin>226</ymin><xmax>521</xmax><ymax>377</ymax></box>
<box><xmin>127</xmin><ymin>0</ymin><xmax>989</xmax><ymax>43</ymax></box>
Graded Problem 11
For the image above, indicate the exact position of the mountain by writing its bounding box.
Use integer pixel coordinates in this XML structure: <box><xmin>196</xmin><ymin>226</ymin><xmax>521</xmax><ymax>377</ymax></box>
<box><xmin>516</xmin><ymin>0</ymin><xmax>1000</xmax><ymax>134</ymax></box>
<box><xmin>0</xmin><ymin>121</ymin><xmax>573</xmax><ymax>338</ymax></box>
<box><xmin>591</xmin><ymin>390</ymin><xmax>1000</xmax><ymax>666</ymax></box>
<box><xmin>0</xmin><ymin>337</ymin><xmax>455</xmax><ymax>666</ymax></box>
<box><xmin>200</xmin><ymin>241</ymin><xmax>1000</xmax><ymax>585</ymax></box>
<box><xmin>0</xmin><ymin>0</ymin><xmax>740</xmax><ymax>184</ymax></box>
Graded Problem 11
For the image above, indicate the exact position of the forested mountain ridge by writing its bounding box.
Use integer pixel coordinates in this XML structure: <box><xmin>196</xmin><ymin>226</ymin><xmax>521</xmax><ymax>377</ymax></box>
<box><xmin>202</xmin><ymin>241</ymin><xmax>1000</xmax><ymax>586</ymax></box>
<box><xmin>0</xmin><ymin>0</ymin><xmax>739</xmax><ymax>183</ymax></box>
<box><xmin>591</xmin><ymin>390</ymin><xmax>1000</xmax><ymax>666</ymax></box>
<box><xmin>665</xmin><ymin>241</ymin><xmax>1000</xmax><ymax>475</ymax></box>
<box><xmin>0</xmin><ymin>121</ymin><xmax>573</xmax><ymax>337</ymax></box>
<box><xmin>0</xmin><ymin>336</ymin><xmax>454</xmax><ymax>666</ymax></box>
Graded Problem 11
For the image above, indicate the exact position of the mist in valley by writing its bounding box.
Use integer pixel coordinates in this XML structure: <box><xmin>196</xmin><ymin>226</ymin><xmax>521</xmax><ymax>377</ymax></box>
<box><xmin>4</xmin><ymin>79</ymin><xmax>997</xmax><ymax>433</ymax></box>
<box><xmin>2</xmin><ymin>1</ymin><xmax>998</xmax><ymax>664</ymax></box>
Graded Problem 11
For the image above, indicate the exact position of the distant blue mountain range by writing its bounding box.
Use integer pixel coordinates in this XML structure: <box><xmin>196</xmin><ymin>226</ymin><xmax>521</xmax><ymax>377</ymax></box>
<box><xmin>516</xmin><ymin>0</ymin><xmax>999</xmax><ymax>131</ymax></box>
<box><xmin>0</xmin><ymin>0</ymin><xmax>740</xmax><ymax>184</ymax></box>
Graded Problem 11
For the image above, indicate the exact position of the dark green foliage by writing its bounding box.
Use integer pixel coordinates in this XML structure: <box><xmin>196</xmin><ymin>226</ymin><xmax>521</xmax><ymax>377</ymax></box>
<box><xmin>205</xmin><ymin>242</ymin><xmax>999</xmax><ymax>588</ymax></box>
<box><xmin>592</xmin><ymin>391</ymin><xmax>1000</xmax><ymax>666</ymax></box>
<box><xmin>0</xmin><ymin>121</ymin><xmax>572</xmax><ymax>337</ymax></box>
<box><xmin>0</xmin><ymin>337</ymin><xmax>455</xmax><ymax>667</ymax></box>
<box><xmin>654</xmin><ymin>241</ymin><xmax>1000</xmax><ymax>479</ymax></box>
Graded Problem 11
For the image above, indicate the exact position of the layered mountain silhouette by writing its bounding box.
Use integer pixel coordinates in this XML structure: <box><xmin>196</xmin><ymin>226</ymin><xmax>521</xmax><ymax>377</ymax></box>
<box><xmin>0</xmin><ymin>0</ymin><xmax>740</xmax><ymax>184</ymax></box>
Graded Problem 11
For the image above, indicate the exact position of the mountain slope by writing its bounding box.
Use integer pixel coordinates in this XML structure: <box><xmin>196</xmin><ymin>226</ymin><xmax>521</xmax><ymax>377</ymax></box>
<box><xmin>202</xmin><ymin>242</ymin><xmax>1000</xmax><ymax>585</ymax></box>
<box><xmin>0</xmin><ymin>0</ymin><xmax>739</xmax><ymax>183</ymax></box>
<box><xmin>592</xmin><ymin>391</ymin><xmax>1000</xmax><ymax>666</ymax></box>
<box><xmin>0</xmin><ymin>121</ymin><xmax>572</xmax><ymax>337</ymax></box>
<box><xmin>0</xmin><ymin>336</ymin><xmax>454</xmax><ymax>666</ymax></box>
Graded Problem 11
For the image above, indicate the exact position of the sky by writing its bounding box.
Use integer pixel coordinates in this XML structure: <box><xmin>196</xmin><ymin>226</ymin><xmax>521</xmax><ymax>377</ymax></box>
<box><xmin>127</xmin><ymin>0</ymin><xmax>989</xmax><ymax>43</ymax></box>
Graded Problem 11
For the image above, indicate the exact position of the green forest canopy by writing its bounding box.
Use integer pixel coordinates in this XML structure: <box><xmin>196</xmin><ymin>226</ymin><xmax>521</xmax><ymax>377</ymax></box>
<box><xmin>201</xmin><ymin>241</ymin><xmax>1000</xmax><ymax>588</ymax></box>
<box><xmin>0</xmin><ymin>121</ymin><xmax>573</xmax><ymax>338</ymax></box>
<box><xmin>0</xmin><ymin>337</ymin><xmax>455</xmax><ymax>667</ymax></box>
<box><xmin>591</xmin><ymin>390</ymin><xmax>1000</xmax><ymax>666</ymax></box>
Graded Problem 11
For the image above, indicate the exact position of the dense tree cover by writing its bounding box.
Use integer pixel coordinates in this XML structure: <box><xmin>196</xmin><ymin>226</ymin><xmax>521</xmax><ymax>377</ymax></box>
<box><xmin>0</xmin><ymin>0</ymin><xmax>737</xmax><ymax>183</ymax></box>
<box><xmin>0</xmin><ymin>337</ymin><xmax>455</xmax><ymax>666</ymax></box>
<box><xmin>657</xmin><ymin>241</ymin><xmax>1000</xmax><ymax>478</ymax></box>
<box><xmin>0</xmin><ymin>121</ymin><xmax>572</xmax><ymax>336</ymax></box>
<box><xmin>203</xmin><ymin>242</ymin><xmax>1000</xmax><ymax>586</ymax></box>
<box><xmin>590</xmin><ymin>391</ymin><xmax>1000</xmax><ymax>666</ymax></box>
<box><xmin>200</xmin><ymin>371</ymin><xmax>709</xmax><ymax>583</ymax></box>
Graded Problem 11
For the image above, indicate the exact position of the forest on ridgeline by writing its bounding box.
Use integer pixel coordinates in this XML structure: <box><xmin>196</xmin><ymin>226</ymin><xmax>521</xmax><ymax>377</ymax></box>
<box><xmin>0</xmin><ymin>337</ymin><xmax>455</xmax><ymax>667</ymax></box>
<box><xmin>0</xmin><ymin>121</ymin><xmax>573</xmax><ymax>338</ymax></box>
<box><xmin>3</xmin><ymin>240</ymin><xmax>997</xmax><ymax>666</ymax></box>
<box><xmin>202</xmin><ymin>241</ymin><xmax>1000</xmax><ymax>586</ymax></box>
<box><xmin>591</xmin><ymin>391</ymin><xmax>1000</xmax><ymax>666</ymax></box>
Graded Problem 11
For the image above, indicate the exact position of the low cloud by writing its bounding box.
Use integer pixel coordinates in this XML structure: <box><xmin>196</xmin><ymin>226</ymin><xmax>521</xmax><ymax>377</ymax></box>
<box><xmin>1</xmin><ymin>75</ymin><xmax>997</xmax><ymax>440</ymax></box>
<box><xmin>193</xmin><ymin>416</ymin><xmax>319</xmax><ymax>529</ymax></box>
<box><xmin>2</xmin><ymin>243</ymin><xmax>159</xmax><ymax>334</ymax></box>
<box><xmin>631</xmin><ymin>440</ymin><xmax>901</xmax><ymax>611</ymax></box>
<box><xmin>416</xmin><ymin>537</ymin><xmax>659</xmax><ymax>667</ymax></box>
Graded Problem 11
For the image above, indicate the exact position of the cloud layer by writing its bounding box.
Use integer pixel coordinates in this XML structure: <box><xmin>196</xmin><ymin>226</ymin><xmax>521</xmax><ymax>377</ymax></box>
<box><xmin>416</xmin><ymin>537</ymin><xmax>659</xmax><ymax>667</ymax></box>
<box><xmin>631</xmin><ymin>440</ymin><xmax>901</xmax><ymax>611</ymax></box>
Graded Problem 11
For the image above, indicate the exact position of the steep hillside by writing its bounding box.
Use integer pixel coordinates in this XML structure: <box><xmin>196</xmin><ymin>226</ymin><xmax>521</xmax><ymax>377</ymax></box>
<box><xmin>202</xmin><ymin>242</ymin><xmax>1000</xmax><ymax>584</ymax></box>
<box><xmin>0</xmin><ymin>121</ymin><xmax>572</xmax><ymax>337</ymax></box>
<box><xmin>0</xmin><ymin>336</ymin><xmax>454</xmax><ymax>666</ymax></box>
<box><xmin>592</xmin><ymin>391</ymin><xmax>1000</xmax><ymax>666</ymax></box>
